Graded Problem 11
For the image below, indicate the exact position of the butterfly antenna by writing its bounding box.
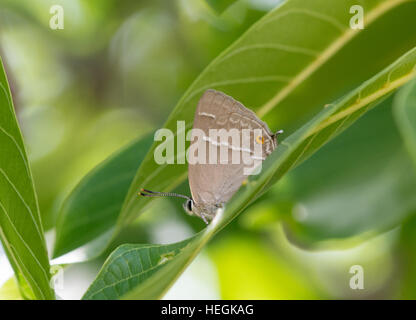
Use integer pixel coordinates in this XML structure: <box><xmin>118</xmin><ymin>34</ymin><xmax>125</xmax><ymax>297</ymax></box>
<box><xmin>139</xmin><ymin>188</ymin><xmax>190</xmax><ymax>200</ymax></box>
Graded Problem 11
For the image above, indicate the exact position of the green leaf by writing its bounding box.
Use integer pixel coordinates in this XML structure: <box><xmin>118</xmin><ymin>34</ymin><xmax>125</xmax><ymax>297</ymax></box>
<box><xmin>82</xmin><ymin>236</ymin><xmax>196</xmax><ymax>300</ymax></box>
<box><xmin>0</xmin><ymin>57</ymin><xmax>54</xmax><ymax>299</ymax></box>
<box><xmin>394</xmin><ymin>78</ymin><xmax>416</xmax><ymax>166</ymax></box>
<box><xmin>277</xmin><ymin>97</ymin><xmax>416</xmax><ymax>245</ymax></box>
<box><xmin>52</xmin><ymin>0</ymin><xmax>416</xmax><ymax>263</ymax></box>
<box><xmin>85</xmin><ymin>46</ymin><xmax>416</xmax><ymax>299</ymax></box>
<box><xmin>118</xmin><ymin>0</ymin><xmax>416</xmax><ymax>230</ymax></box>
<box><xmin>84</xmin><ymin>104</ymin><xmax>334</xmax><ymax>299</ymax></box>
<box><xmin>52</xmin><ymin>133</ymin><xmax>154</xmax><ymax>259</ymax></box>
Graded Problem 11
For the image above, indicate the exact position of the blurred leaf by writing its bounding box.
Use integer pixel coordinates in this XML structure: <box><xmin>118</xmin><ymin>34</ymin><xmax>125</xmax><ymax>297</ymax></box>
<box><xmin>0</xmin><ymin>57</ymin><xmax>54</xmax><ymax>299</ymax></box>
<box><xmin>394</xmin><ymin>79</ymin><xmax>416</xmax><ymax>166</ymax></box>
<box><xmin>210</xmin><ymin>235</ymin><xmax>320</xmax><ymax>299</ymax></box>
<box><xmin>53</xmin><ymin>133</ymin><xmax>154</xmax><ymax>259</ymax></box>
<box><xmin>84</xmin><ymin>47</ymin><xmax>416</xmax><ymax>299</ymax></box>
<box><xmin>0</xmin><ymin>277</ymin><xmax>22</xmax><ymax>300</ymax></box>
<box><xmin>397</xmin><ymin>215</ymin><xmax>416</xmax><ymax>299</ymax></box>
<box><xmin>205</xmin><ymin>0</ymin><xmax>239</xmax><ymax>13</ymax></box>
<box><xmin>267</xmin><ymin>224</ymin><xmax>399</xmax><ymax>299</ymax></box>
<box><xmin>118</xmin><ymin>0</ymin><xmax>416</xmax><ymax>229</ymax></box>
<box><xmin>279</xmin><ymin>97</ymin><xmax>416</xmax><ymax>245</ymax></box>
<box><xmin>1</xmin><ymin>0</ymin><xmax>145</xmax><ymax>55</ymax></box>
<box><xmin>393</xmin><ymin>81</ymin><xmax>416</xmax><ymax>299</ymax></box>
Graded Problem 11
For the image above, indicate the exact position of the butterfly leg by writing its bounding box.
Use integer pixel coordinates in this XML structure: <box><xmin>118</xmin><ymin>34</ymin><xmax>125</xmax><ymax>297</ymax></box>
<box><xmin>199</xmin><ymin>213</ymin><xmax>209</xmax><ymax>224</ymax></box>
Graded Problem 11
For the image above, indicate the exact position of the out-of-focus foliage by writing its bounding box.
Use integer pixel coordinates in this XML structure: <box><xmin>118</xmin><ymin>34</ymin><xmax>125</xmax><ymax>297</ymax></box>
<box><xmin>209</xmin><ymin>234</ymin><xmax>320</xmax><ymax>299</ymax></box>
<box><xmin>275</xmin><ymin>98</ymin><xmax>416</xmax><ymax>244</ymax></box>
<box><xmin>397</xmin><ymin>215</ymin><xmax>416</xmax><ymax>299</ymax></box>
<box><xmin>0</xmin><ymin>277</ymin><xmax>22</xmax><ymax>300</ymax></box>
<box><xmin>206</xmin><ymin>0</ymin><xmax>239</xmax><ymax>13</ymax></box>
<box><xmin>393</xmin><ymin>79</ymin><xmax>416</xmax><ymax>299</ymax></box>
<box><xmin>53</xmin><ymin>133</ymin><xmax>154</xmax><ymax>258</ymax></box>
<box><xmin>394</xmin><ymin>79</ymin><xmax>416</xmax><ymax>165</ymax></box>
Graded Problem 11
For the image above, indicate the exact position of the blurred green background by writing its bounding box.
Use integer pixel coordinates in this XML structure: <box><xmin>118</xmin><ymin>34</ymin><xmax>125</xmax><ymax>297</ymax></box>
<box><xmin>1</xmin><ymin>0</ymin><xmax>416</xmax><ymax>299</ymax></box>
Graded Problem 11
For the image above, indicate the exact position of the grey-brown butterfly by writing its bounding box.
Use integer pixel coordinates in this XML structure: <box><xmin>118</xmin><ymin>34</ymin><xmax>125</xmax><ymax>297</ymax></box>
<box><xmin>140</xmin><ymin>89</ymin><xmax>283</xmax><ymax>223</ymax></box>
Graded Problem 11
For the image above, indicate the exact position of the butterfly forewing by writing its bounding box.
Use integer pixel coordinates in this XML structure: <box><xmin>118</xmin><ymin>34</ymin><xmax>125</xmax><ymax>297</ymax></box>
<box><xmin>188</xmin><ymin>89</ymin><xmax>276</xmax><ymax>207</ymax></box>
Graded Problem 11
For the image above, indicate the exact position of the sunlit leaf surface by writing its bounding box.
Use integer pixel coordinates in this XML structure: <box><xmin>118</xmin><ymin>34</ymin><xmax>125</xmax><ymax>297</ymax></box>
<box><xmin>0</xmin><ymin>57</ymin><xmax>54</xmax><ymax>299</ymax></box>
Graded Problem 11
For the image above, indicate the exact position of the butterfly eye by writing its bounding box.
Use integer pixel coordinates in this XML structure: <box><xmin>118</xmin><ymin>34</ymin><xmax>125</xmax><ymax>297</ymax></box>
<box><xmin>256</xmin><ymin>135</ymin><xmax>265</xmax><ymax>144</ymax></box>
<box><xmin>186</xmin><ymin>199</ymin><xmax>193</xmax><ymax>212</ymax></box>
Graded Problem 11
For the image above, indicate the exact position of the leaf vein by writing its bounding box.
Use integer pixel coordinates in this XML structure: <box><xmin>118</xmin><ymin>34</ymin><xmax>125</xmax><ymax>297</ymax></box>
<box><xmin>0</xmin><ymin>199</ymin><xmax>50</xmax><ymax>283</ymax></box>
<box><xmin>0</xmin><ymin>168</ymin><xmax>44</xmax><ymax>243</ymax></box>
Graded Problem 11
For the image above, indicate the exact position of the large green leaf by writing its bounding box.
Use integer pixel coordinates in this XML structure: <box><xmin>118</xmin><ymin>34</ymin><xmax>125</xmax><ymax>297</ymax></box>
<box><xmin>84</xmin><ymin>47</ymin><xmax>416</xmax><ymax>299</ymax></box>
<box><xmin>52</xmin><ymin>133</ymin><xmax>154</xmax><ymax>259</ymax></box>
<box><xmin>52</xmin><ymin>0</ymin><xmax>416</xmax><ymax>264</ymax></box>
<box><xmin>118</xmin><ymin>0</ymin><xmax>416</xmax><ymax>230</ymax></box>
<box><xmin>0</xmin><ymin>57</ymin><xmax>54</xmax><ymax>299</ymax></box>
<box><xmin>82</xmin><ymin>236</ymin><xmax>196</xmax><ymax>299</ymax></box>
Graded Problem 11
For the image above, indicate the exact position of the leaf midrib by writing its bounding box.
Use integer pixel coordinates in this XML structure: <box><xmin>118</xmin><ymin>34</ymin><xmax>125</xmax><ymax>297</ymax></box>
<box><xmin>310</xmin><ymin>68</ymin><xmax>416</xmax><ymax>136</ymax></box>
<box><xmin>257</xmin><ymin>0</ymin><xmax>409</xmax><ymax>117</ymax></box>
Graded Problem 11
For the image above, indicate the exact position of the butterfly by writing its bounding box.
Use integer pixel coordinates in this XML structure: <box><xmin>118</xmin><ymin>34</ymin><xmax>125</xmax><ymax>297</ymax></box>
<box><xmin>140</xmin><ymin>89</ymin><xmax>283</xmax><ymax>223</ymax></box>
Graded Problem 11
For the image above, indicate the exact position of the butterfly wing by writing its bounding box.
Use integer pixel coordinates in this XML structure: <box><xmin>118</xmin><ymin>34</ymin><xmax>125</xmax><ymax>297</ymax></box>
<box><xmin>188</xmin><ymin>89</ymin><xmax>276</xmax><ymax>207</ymax></box>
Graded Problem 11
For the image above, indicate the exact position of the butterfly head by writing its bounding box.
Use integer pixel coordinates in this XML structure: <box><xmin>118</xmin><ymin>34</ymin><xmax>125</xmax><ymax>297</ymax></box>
<box><xmin>139</xmin><ymin>188</ymin><xmax>216</xmax><ymax>224</ymax></box>
<box><xmin>187</xmin><ymin>201</ymin><xmax>221</xmax><ymax>224</ymax></box>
